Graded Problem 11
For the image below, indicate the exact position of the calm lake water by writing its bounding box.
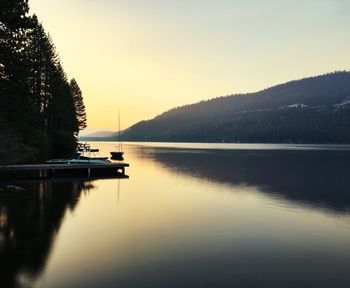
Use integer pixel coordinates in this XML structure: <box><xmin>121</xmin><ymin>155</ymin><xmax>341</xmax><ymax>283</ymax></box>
<box><xmin>1</xmin><ymin>142</ymin><xmax>350</xmax><ymax>288</ymax></box>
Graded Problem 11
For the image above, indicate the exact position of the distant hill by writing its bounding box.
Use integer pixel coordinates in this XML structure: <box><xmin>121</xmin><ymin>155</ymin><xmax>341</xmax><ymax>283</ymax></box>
<box><xmin>91</xmin><ymin>72</ymin><xmax>350</xmax><ymax>143</ymax></box>
<box><xmin>82</xmin><ymin>131</ymin><xmax>115</xmax><ymax>138</ymax></box>
<box><xmin>79</xmin><ymin>130</ymin><xmax>118</xmax><ymax>142</ymax></box>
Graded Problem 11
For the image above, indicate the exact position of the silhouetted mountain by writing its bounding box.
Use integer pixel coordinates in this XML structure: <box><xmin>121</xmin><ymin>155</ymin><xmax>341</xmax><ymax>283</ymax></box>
<box><xmin>121</xmin><ymin>72</ymin><xmax>350</xmax><ymax>143</ymax></box>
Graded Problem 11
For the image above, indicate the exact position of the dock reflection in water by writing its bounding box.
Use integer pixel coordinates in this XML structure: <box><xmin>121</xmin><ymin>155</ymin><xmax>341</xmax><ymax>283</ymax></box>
<box><xmin>1</xmin><ymin>142</ymin><xmax>350</xmax><ymax>288</ymax></box>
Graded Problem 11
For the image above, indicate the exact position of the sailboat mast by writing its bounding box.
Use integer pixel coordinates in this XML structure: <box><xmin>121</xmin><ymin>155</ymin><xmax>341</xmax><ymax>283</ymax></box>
<box><xmin>118</xmin><ymin>111</ymin><xmax>123</xmax><ymax>151</ymax></box>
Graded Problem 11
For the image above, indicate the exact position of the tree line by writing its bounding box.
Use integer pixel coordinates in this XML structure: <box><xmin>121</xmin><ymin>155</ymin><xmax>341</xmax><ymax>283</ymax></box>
<box><xmin>0</xmin><ymin>0</ymin><xmax>87</xmax><ymax>163</ymax></box>
<box><xmin>121</xmin><ymin>72</ymin><xmax>350</xmax><ymax>144</ymax></box>
<box><xmin>122</xmin><ymin>105</ymin><xmax>350</xmax><ymax>143</ymax></box>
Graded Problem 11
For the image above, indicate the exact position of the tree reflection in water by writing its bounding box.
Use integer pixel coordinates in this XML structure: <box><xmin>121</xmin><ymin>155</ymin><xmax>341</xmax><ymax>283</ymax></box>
<box><xmin>0</xmin><ymin>180</ymin><xmax>93</xmax><ymax>288</ymax></box>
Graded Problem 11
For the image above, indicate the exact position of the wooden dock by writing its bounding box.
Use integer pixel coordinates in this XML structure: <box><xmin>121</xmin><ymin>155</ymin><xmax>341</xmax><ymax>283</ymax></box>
<box><xmin>0</xmin><ymin>162</ymin><xmax>129</xmax><ymax>180</ymax></box>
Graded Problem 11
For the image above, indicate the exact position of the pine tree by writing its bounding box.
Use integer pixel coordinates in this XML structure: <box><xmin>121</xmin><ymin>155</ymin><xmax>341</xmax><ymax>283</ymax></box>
<box><xmin>70</xmin><ymin>78</ymin><xmax>87</xmax><ymax>133</ymax></box>
<box><xmin>0</xmin><ymin>0</ymin><xmax>88</xmax><ymax>162</ymax></box>
<box><xmin>0</xmin><ymin>0</ymin><xmax>32</xmax><ymax>132</ymax></box>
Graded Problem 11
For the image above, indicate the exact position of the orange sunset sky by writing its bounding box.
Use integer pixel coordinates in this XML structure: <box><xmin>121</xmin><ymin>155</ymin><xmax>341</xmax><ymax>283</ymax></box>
<box><xmin>30</xmin><ymin>0</ymin><xmax>350</xmax><ymax>133</ymax></box>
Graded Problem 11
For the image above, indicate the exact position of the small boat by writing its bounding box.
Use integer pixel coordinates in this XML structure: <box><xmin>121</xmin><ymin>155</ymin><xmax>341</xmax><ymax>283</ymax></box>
<box><xmin>46</xmin><ymin>158</ymin><xmax>110</xmax><ymax>164</ymax></box>
<box><xmin>46</xmin><ymin>143</ymin><xmax>110</xmax><ymax>164</ymax></box>
<box><xmin>110</xmin><ymin>151</ymin><xmax>124</xmax><ymax>161</ymax></box>
<box><xmin>110</xmin><ymin>111</ymin><xmax>124</xmax><ymax>161</ymax></box>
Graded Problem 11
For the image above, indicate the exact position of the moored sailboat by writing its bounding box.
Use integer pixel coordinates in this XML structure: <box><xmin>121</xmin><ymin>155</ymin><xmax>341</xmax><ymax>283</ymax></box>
<box><xmin>110</xmin><ymin>111</ymin><xmax>124</xmax><ymax>161</ymax></box>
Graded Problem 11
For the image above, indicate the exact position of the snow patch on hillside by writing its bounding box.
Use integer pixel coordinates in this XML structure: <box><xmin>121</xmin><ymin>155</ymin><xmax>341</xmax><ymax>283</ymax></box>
<box><xmin>287</xmin><ymin>103</ymin><xmax>308</xmax><ymax>108</ymax></box>
<box><xmin>335</xmin><ymin>100</ymin><xmax>350</xmax><ymax>106</ymax></box>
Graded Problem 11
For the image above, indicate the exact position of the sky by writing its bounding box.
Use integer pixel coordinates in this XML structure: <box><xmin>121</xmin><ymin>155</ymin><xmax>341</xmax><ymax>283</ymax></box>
<box><xmin>29</xmin><ymin>0</ymin><xmax>350</xmax><ymax>133</ymax></box>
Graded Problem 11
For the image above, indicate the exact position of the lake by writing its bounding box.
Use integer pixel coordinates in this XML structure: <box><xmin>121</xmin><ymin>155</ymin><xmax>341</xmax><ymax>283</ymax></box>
<box><xmin>1</xmin><ymin>142</ymin><xmax>350</xmax><ymax>288</ymax></box>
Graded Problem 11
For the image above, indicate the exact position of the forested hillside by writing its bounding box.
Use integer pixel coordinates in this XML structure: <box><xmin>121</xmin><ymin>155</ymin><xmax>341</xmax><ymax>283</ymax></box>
<box><xmin>120</xmin><ymin>72</ymin><xmax>350</xmax><ymax>143</ymax></box>
<box><xmin>0</xmin><ymin>0</ymin><xmax>87</xmax><ymax>163</ymax></box>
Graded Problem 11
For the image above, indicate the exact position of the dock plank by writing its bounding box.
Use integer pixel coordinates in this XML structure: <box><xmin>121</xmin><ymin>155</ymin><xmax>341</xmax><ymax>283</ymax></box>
<box><xmin>0</xmin><ymin>163</ymin><xmax>128</xmax><ymax>171</ymax></box>
<box><xmin>0</xmin><ymin>162</ymin><xmax>129</xmax><ymax>180</ymax></box>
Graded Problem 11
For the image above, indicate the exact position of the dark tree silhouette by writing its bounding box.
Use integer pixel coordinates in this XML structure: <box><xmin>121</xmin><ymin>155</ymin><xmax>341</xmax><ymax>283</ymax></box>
<box><xmin>0</xmin><ymin>0</ymin><xmax>87</xmax><ymax>163</ymax></box>
<box><xmin>70</xmin><ymin>78</ymin><xmax>87</xmax><ymax>133</ymax></box>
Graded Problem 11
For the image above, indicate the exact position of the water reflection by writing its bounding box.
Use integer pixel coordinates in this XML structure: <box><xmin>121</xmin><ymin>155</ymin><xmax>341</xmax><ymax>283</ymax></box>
<box><xmin>0</xmin><ymin>180</ymin><xmax>92</xmax><ymax>288</ymax></box>
<box><xmin>1</xmin><ymin>143</ymin><xmax>350</xmax><ymax>288</ymax></box>
<box><xmin>136</xmin><ymin>147</ymin><xmax>350</xmax><ymax>213</ymax></box>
